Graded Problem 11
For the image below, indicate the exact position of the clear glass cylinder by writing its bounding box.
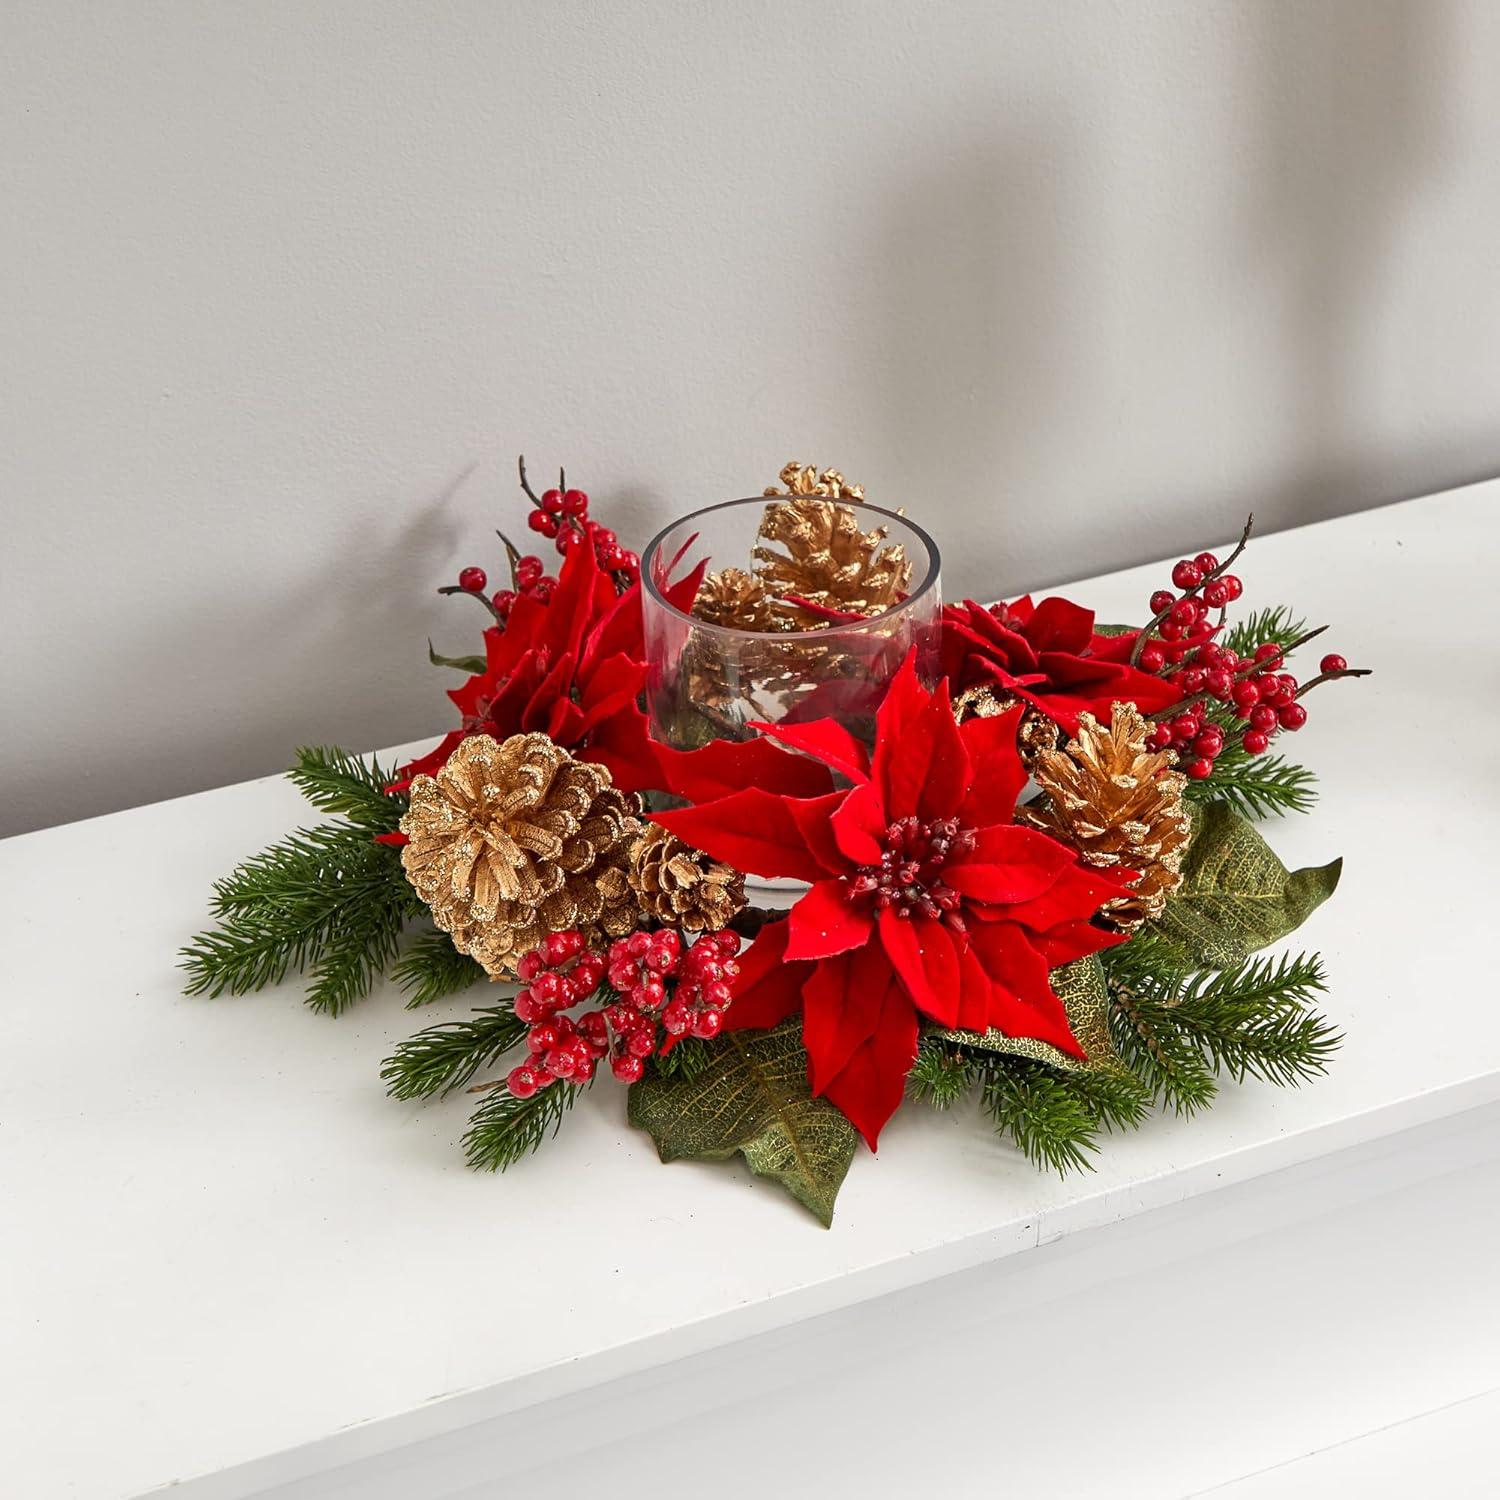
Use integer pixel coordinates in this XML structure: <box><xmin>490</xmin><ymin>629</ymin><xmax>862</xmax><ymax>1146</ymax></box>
<box><xmin>640</xmin><ymin>496</ymin><xmax>942</xmax><ymax>757</ymax></box>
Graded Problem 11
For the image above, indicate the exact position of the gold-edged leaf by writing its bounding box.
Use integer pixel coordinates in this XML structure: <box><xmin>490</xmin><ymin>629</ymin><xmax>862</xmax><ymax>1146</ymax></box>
<box><xmin>626</xmin><ymin>1019</ymin><xmax>857</xmax><ymax>1227</ymax></box>
<box><xmin>1148</xmin><ymin>800</ymin><xmax>1341</xmax><ymax>969</ymax></box>
<box><xmin>930</xmin><ymin>955</ymin><xmax>1121</xmax><ymax>1073</ymax></box>
<box><xmin>427</xmin><ymin>639</ymin><xmax>487</xmax><ymax>674</ymax></box>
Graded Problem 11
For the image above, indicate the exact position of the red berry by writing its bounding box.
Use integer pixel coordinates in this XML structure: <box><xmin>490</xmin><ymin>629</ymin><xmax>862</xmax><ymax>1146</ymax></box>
<box><xmin>593</xmin><ymin>527</ymin><xmax>617</xmax><ymax>550</ymax></box>
<box><xmin>543</xmin><ymin>1046</ymin><xmax>577</xmax><ymax>1079</ymax></box>
<box><xmin>1179</xmin><ymin>666</ymin><xmax>1207</xmax><ymax>693</ymax></box>
<box><xmin>577</xmin><ymin>1011</ymin><xmax>609</xmax><ymax>1046</ymax></box>
<box><xmin>526</xmin><ymin>1022</ymin><xmax>559</xmax><ymax>1055</ymax></box>
<box><xmin>637</xmin><ymin>976</ymin><xmax>667</xmax><ymax>1009</ymax></box>
<box><xmin>1202</xmin><ymin>580</ymin><xmax>1230</xmax><ymax>609</ymax></box>
<box><xmin>1242</xmin><ymin>730</ymin><xmax>1269</xmax><ymax>755</ymax></box>
<box><xmin>1171</xmin><ymin>560</ymin><xmax>1203</xmax><ymax>590</ymax></box>
<box><xmin>1185</xmin><ymin>757</ymin><xmax>1214</xmax><ymax>780</ymax></box>
<box><xmin>617</xmin><ymin>549</ymin><xmax>640</xmax><ymax>575</ymax></box>
<box><xmin>527</xmin><ymin>510</ymin><xmax>558</xmax><ymax>536</ymax></box>
<box><xmin>1194</xmin><ymin>551</ymin><xmax>1219</xmax><ymax>573</ymax></box>
<box><xmin>1146</xmin><ymin>724</ymin><xmax>1172</xmax><ymax>751</ymax></box>
<box><xmin>513</xmin><ymin>992</ymin><xmax>540</xmax><ymax>1024</ymax></box>
<box><xmin>541</xmin><ymin>488</ymin><xmax>565</xmax><ymax>513</ymax></box>
<box><xmin>626</xmin><ymin>1027</ymin><xmax>657</xmax><ymax>1058</ymax></box>
<box><xmin>599</xmin><ymin>545</ymin><xmax>626</xmax><ymax>570</ymax></box>
<box><xmin>516</xmin><ymin>950</ymin><xmax>544</xmax><ymax>984</ymax></box>
<box><xmin>611</xmin><ymin>1054</ymin><xmax>644</xmax><ymax>1083</ymax></box>
<box><xmin>714</xmin><ymin>931</ymin><xmax>741</xmax><ymax>956</ymax></box>
<box><xmin>1219</xmin><ymin>647</ymin><xmax>1241</xmax><ymax>669</ymax></box>
<box><xmin>1159</xmin><ymin>619</ymin><xmax>1183</xmax><ymax>643</ymax></box>
<box><xmin>1253</xmin><ymin>642</ymin><xmax>1282</xmax><ymax>665</ymax></box>
<box><xmin>1171</xmin><ymin>714</ymin><xmax>1201</xmax><ymax>742</ymax></box>
<box><xmin>1320</xmin><ymin>653</ymin><xmax>1347</xmax><ymax>674</ymax></box>
<box><xmin>1231</xmin><ymin>680</ymin><xmax>1261</xmax><ymax>711</ymax></box>
<box><xmin>516</xmin><ymin>555</ymin><xmax>543</xmax><ymax>586</ymax></box>
<box><xmin>1170</xmin><ymin>599</ymin><xmax>1199</xmax><ymax>627</ymax></box>
<box><xmin>1249</xmin><ymin>704</ymin><xmax>1278</xmax><ymax>733</ymax></box>
<box><xmin>1205</xmin><ymin>668</ymin><xmax>1233</xmax><ymax>698</ymax></box>
<box><xmin>1150</xmin><ymin>590</ymin><xmax>1176</xmax><ymax>614</ymax></box>
<box><xmin>458</xmin><ymin>566</ymin><xmax>487</xmax><ymax>593</ymax></box>
<box><xmin>542</xmin><ymin>929</ymin><xmax>583</xmax><ymax>966</ymax></box>
<box><xmin>1140</xmin><ymin>645</ymin><xmax>1166</xmax><ymax>673</ymax></box>
<box><xmin>1278</xmin><ymin>701</ymin><xmax>1308</xmax><ymax>730</ymax></box>
<box><xmin>562</xmin><ymin>489</ymin><xmax>589</xmax><ymax>516</ymax></box>
<box><xmin>531</xmin><ymin>578</ymin><xmax>555</xmax><ymax>603</ymax></box>
<box><xmin>491</xmin><ymin>589</ymin><xmax>516</xmax><ymax>616</ymax></box>
<box><xmin>507</xmin><ymin>1065</ymin><xmax>539</xmax><ymax>1099</ymax></box>
<box><xmin>692</xmin><ymin>1008</ymin><xmax>725</xmax><ymax>1039</ymax></box>
<box><xmin>1221</xmin><ymin>574</ymin><xmax>1243</xmax><ymax>601</ymax></box>
<box><xmin>1193</xmin><ymin>730</ymin><xmax>1223</xmax><ymax>758</ymax></box>
<box><xmin>556</xmin><ymin>528</ymin><xmax>583</xmax><ymax>554</ymax></box>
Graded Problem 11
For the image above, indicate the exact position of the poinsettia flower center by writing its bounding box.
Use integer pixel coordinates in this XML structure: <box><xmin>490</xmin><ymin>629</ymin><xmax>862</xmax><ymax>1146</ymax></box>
<box><xmin>844</xmin><ymin>814</ymin><xmax>975</xmax><ymax>924</ymax></box>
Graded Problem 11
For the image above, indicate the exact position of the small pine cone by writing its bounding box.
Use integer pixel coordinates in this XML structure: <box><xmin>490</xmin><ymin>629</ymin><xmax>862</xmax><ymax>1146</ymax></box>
<box><xmin>399</xmin><ymin>733</ymin><xmax>642</xmax><ymax>979</ymax></box>
<box><xmin>693</xmin><ymin>567</ymin><xmax>778</xmax><ymax>631</ymax></box>
<box><xmin>952</xmin><ymin>684</ymin><xmax>1059</xmax><ymax>768</ymax></box>
<box><xmin>1022</xmin><ymin>701</ymin><xmax>1190</xmax><ymax>930</ymax></box>
<box><xmin>628</xmin><ymin>823</ymin><xmax>746</xmax><ymax>933</ymax></box>
<box><xmin>763</xmin><ymin>461</ymin><xmax>866</xmax><ymax>501</ymax></box>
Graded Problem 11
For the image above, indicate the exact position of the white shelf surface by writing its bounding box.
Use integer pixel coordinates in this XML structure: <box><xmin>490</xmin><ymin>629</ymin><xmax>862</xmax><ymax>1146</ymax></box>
<box><xmin>2</xmin><ymin>482</ymin><xmax>1496</xmax><ymax>1499</ymax></box>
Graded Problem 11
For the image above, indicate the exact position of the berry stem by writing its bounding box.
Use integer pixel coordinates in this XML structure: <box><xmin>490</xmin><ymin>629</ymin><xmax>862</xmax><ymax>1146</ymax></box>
<box><xmin>1295</xmin><ymin>666</ymin><xmax>1372</xmax><ymax>698</ymax></box>
<box><xmin>436</xmin><ymin>584</ymin><xmax>506</xmax><ymax>623</ymax></box>
<box><xmin>1130</xmin><ymin>513</ymin><xmax>1255</xmax><ymax>668</ymax></box>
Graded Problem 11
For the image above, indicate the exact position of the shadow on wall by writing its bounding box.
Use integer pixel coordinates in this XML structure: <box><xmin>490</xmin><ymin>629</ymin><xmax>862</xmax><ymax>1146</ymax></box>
<box><xmin>866</xmin><ymin>1</ymin><xmax>1472</xmax><ymax>605</ymax></box>
<box><xmin>1248</xmin><ymin>0</ymin><xmax>1452</xmax><ymax>522</ymax></box>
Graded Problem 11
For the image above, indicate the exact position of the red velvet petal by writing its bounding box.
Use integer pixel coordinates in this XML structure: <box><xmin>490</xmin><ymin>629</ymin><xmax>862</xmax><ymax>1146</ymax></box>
<box><xmin>373</xmin><ymin>830</ymin><xmax>409</xmax><ymax>847</ymax></box>
<box><xmin>652</xmin><ymin>735</ymin><xmax>835</xmax><ymax>803</ymax></box>
<box><xmin>1023</xmin><ymin>596</ymin><xmax>1095</xmax><ymax>654</ymax></box>
<box><xmin>994</xmin><ymin>859</ymin><xmax>1136</xmax><ymax>934</ymax></box>
<box><xmin>967</xmin><ymin>922</ymin><xmax>1084</xmax><ymax>1058</ymax></box>
<box><xmin>664</xmin><ymin>556</ymin><xmax>709</xmax><ymax>615</ymax></box>
<box><xmin>818</xmin><ymin>980</ymin><xmax>921</xmax><ymax>1152</ymax></box>
<box><xmin>830</xmin><ymin>780</ymin><xmax>887</xmax><ymax>865</ymax></box>
<box><xmin>786</xmin><ymin>790</ymin><xmax>857</xmax><ymax>875</ymax></box>
<box><xmin>581</xmin><ymin>703</ymin><xmax>661</xmax><ymax>794</ymax></box>
<box><xmin>786</xmin><ymin>879</ymin><xmax>871</xmax><ymax>961</ymax></box>
<box><xmin>801</xmin><ymin>945</ymin><xmax>888</xmax><ymax>1093</ymax></box>
<box><xmin>872</xmin><ymin>655</ymin><xmax>970</xmax><ymax>820</ymax></box>
<box><xmin>724</xmin><ymin>920</ymin><xmax>810</xmax><ymax>1031</ymax></box>
<box><xmin>652</xmin><ymin>790</ymin><xmax>829</xmax><ymax>882</ymax></box>
<box><xmin>945</xmin><ymin>824</ymin><xmax>1074</xmax><ymax>905</ymax></box>
<box><xmin>954</xmin><ymin>939</ymin><xmax>995</xmax><ymax>1032</ymax></box>
<box><xmin>752</xmin><ymin>718</ymin><xmax>872</xmax><ymax>783</ymax></box>
<box><xmin>877</xmin><ymin>907</ymin><xmax>942</xmax><ymax>1017</ymax></box>
<box><xmin>388</xmin><ymin>729</ymin><xmax>467</xmax><ymax>791</ymax></box>
<box><xmin>910</xmin><ymin>917</ymin><xmax>962</xmax><ymax>1026</ymax></box>
<box><xmin>1031</xmin><ymin>916</ymin><xmax>1131</xmax><ymax>968</ymax></box>
<box><xmin>953</xmin><ymin>703</ymin><xmax>1029</xmax><ymax>827</ymax></box>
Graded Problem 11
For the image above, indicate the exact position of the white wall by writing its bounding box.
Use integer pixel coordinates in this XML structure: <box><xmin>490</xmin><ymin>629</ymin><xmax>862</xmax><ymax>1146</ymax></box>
<box><xmin>3</xmin><ymin>0</ymin><xmax>1497</xmax><ymax>837</ymax></box>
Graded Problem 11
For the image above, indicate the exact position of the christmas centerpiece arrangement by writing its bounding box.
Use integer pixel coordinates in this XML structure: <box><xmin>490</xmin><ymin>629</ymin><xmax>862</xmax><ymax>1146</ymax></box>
<box><xmin>183</xmin><ymin>460</ymin><xmax>1367</xmax><ymax>1224</ymax></box>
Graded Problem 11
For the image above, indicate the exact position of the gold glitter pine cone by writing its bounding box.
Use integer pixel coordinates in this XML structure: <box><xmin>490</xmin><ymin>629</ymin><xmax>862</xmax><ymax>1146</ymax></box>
<box><xmin>754</xmin><ymin>461</ymin><xmax>911</xmax><ymax>628</ymax></box>
<box><xmin>1022</xmin><ymin>701</ymin><xmax>1191</xmax><ymax>931</ymax></box>
<box><xmin>399</xmin><ymin>733</ymin><xmax>642</xmax><ymax>980</ymax></box>
<box><xmin>692</xmin><ymin>566</ymin><xmax>778</xmax><ymax>632</ymax></box>
<box><xmin>628</xmin><ymin>823</ymin><xmax>747</xmax><ymax>933</ymax></box>
<box><xmin>952</xmin><ymin>683</ymin><xmax>1060</xmax><ymax>767</ymax></box>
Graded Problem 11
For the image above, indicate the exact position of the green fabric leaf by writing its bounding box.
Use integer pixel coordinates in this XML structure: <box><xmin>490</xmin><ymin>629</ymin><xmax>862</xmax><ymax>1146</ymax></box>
<box><xmin>427</xmin><ymin>638</ymin><xmax>487</xmax><ymax>674</ymax></box>
<box><xmin>929</xmin><ymin>955</ymin><xmax>1121</xmax><ymax>1074</ymax></box>
<box><xmin>627</xmin><ymin>1019</ymin><xmax>857</xmax><ymax>1227</ymax></box>
<box><xmin>1148</xmin><ymin>800</ymin><xmax>1341</xmax><ymax>969</ymax></box>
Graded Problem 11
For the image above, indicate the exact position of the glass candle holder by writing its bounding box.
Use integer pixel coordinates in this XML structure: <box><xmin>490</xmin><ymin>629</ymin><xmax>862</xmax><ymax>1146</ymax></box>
<box><xmin>640</xmin><ymin>496</ymin><xmax>941</xmax><ymax>759</ymax></box>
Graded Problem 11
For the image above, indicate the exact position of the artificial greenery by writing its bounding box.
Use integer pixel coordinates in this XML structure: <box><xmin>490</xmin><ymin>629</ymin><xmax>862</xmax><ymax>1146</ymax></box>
<box><xmin>464</xmin><ymin>1078</ymin><xmax>584</xmax><ymax>1172</ymax></box>
<box><xmin>380</xmin><ymin>1005</ymin><xmax>527</xmax><ymax>1100</ymax></box>
<box><xmin>180</xmin><ymin>747</ymin><xmax>419</xmax><ymax>1014</ymax></box>
<box><xmin>393</xmin><ymin>928</ymin><xmax>488</xmax><ymax>1007</ymax></box>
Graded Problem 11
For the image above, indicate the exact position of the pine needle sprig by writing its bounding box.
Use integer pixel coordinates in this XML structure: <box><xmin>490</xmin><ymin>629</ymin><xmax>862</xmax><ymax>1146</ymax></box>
<box><xmin>907</xmin><ymin>1037</ymin><xmax>981</xmax><ymax>1109</ymax></box>
<box><xmin>1158</xmin><ymin>952</ymin><xmax>1341</xmax><ymax>1087</ymax></box>
<box><xmin>1184</xmin><ymin>741</ymin><xmax>1317</xmax><ymax>818</ymax></box>
<box><xmin>381</xmin><ymin>1005</ymin><xmax>527</xmax><ymax>1100</ymax></box>
<box><xmin>393</xmin><ymin>928</ymin><xmax>488</xmax><ymax>1006</ymax></box>
<box><xmin>463</xmin><ymin>1080</ymin><xmax>585</xmax><ymax>1171</ymax></box>
<box><xmin>181</xmin><ymin>822</ymin><xmax>417</xmax><ymax>1010</ymax></box>
<box><xmin>649</xmin><ymin>1036</ymin><xmax>716</xmax><ymax>1083</ymax></box>
<box><xmin>1109</xmin><ymin>985</ymin><xmax>1220</xmax><ymax>1116</ymax></box>
<box><xmin>1223</xmin><ymin>606</ymin><xmax>1308</xmax><ymax>660</ymax></box>
<box><xmin>288</xmin><ymin>746</ymin><xmax>407</xmax><ymax>832</ymax></box>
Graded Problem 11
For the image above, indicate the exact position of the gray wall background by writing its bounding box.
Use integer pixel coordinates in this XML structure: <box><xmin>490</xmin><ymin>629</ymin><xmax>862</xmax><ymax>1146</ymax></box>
<box><xmin>4</xmin><ymin>1</ymin><xmax>1498</xmax><ymax>837</ymax></box>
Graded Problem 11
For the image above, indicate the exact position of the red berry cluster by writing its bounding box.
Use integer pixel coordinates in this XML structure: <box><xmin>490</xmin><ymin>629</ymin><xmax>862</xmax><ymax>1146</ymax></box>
<box><xmin>1136</xmin><ymin>551</ymin><xmax>1243</xmax><ymax>674</ymax></box>
<box><xmin>530</xmin><ymin>487</ymin><xmax>640</xmax><ymax>584</ymax></box>
<box><xmin>504</xmin><ymin>927</ymin><xmax>741</xmax><ymax>1098</ymax></box>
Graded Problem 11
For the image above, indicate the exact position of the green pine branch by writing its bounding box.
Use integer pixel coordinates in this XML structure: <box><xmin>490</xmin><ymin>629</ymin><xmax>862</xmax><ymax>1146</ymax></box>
<box><xmin>381</xmin><ymin>1005</ymin><xmax>527</xmax><ymax>1100</ymax></box>
<box><xmin>181</xmin><ymin>820</ymin><xmax>418</xmax><ymax>1013</ymax></box>
<box><xmin>288</xmin><ymin>745</ymin><xmax>407</xmax><ymax>832</ymax></box>
<box><xmin>1186</xmin><ymin>739</ymin><xmax>1317</xmax><ymax>818</ymax></box>
<box><xmin>648</xmin><ymin>1036</ymin><xmax>716</xmax><ymax>1083</ymax></box>
<box><xmin>463</xmin><ymin>1080</ymin><xmax>585</xmax><ymax>1171</ymax></box>
<box><xmin>979</xmin><ymin>1058</ymin><xmax>1151</xmax><ymax>1174</ymax></box>
<box><xmin>907</xmin><ymin>1037</ymin><xmax>981</xmax><ymax>1109</ymax></box>
<box><xmin>393</xmin><ymin>928</ymin><xmax>488</xmax><ymax>1006</ymax></box>
<box><xmin>1222</xmin><ymin>606</ymin><xmax>1307</xmax><ymax>661</ymax></box>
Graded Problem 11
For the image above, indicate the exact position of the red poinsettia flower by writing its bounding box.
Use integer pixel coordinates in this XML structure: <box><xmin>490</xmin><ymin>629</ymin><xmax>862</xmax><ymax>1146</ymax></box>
<box><xmin>940</xmin><ymin>595</ymin><xmax>1182</xmax><ymax>736</ymax></box>
<box><xmin>388</xmin><ymin>544</ymin><xmax>833</xmax><ymax>814</ymax></box>
<box><xmin>653</xmin><ymin>656</ymin><xmax>1133</xmax><ymax>1149</ymax></box>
